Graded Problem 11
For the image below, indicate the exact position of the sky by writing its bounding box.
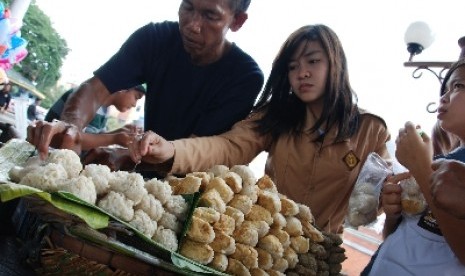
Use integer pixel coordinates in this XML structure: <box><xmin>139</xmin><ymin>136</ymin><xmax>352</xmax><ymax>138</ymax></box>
<box><xmin>33</xmin><ymin>0</ymin><xmax>465</xmax><ymax>171</ymax></box>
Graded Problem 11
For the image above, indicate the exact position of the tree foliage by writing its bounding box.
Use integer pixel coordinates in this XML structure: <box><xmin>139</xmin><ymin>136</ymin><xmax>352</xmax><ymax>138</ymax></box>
<box><xmin>3</xmin><ymin>0</ymin><xmax>69</xmax><ymax>104</ymax></box>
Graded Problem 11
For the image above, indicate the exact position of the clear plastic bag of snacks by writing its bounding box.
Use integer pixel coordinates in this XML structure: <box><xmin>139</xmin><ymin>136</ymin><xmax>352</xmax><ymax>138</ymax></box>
<box><xmin>399</xmin><ymin>176</ymin><xmax>427</xmax><ymax>216</ymax></box>
<box><xmin>345</xmin><ymin>152</ymin><xmax>392</xmax><ymax>228</ymax></box>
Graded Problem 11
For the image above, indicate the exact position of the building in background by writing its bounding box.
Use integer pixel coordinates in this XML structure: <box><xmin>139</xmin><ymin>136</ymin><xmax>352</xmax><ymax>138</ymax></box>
<box><xmin>1</xmin><ymin>69</ymin><xmax>46</xmax><ymax>137</ymax></box>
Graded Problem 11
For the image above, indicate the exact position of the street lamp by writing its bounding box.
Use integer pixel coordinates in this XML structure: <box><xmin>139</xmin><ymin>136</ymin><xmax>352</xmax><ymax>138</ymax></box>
<box><xmin>403</xmin><ymin>21</ymin><xmax>454</xmax><ymax>83</ymax></box>
<box><xmin>403</xmin><ymin>21</ymin><xmax>465</xmax><ymax>112</ymax></box>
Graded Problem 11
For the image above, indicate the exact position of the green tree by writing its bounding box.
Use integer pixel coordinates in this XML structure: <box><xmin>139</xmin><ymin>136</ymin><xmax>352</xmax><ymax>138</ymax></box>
<box><xmin>3</xmin><ymin>0</ymin><xmax>69</xmax><ymax>98</ymax></box>
<box><xmin>41</xmin><ymin>83</ymin><xmax>67</xmax><ymax>109</ymax></box>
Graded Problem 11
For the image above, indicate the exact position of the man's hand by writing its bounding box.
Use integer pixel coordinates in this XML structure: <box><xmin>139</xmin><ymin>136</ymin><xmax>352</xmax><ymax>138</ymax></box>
<box><xmin>113</xmin><ymin>132</ymin><xmax>137</xmax><ymax>148</ymax></box>
<box><xmin>108</xmin><ymin>124</ymin><xmax>142</xmax><ymax>135</ymax></box>
<box><xmin>431</xmin><ymin>159</ymin><xmax>465</xmax><ymax>219</ymax></box>
<box><xmin>27</xmin><ymin>120</ymin><xmax>81</xmax><ymax>159</ymax></box>
<box><xmin>107</xmin><ymin>124</ymin><xmax>140</xmax><ymax>147</ymax></box>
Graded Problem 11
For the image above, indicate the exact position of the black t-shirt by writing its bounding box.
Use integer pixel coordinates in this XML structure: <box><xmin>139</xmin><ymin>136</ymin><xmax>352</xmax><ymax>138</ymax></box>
<box><xmin>95</xmin><ymin>21</ymin><xmax>264</xmax><ymax>140</ymax></box>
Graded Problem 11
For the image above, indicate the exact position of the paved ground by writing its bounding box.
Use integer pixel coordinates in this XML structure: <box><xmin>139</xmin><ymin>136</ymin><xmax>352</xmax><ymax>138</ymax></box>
<box><xmin>0</xmin><ymin>111</ymin><xmax>17</xmax><ymax>125</ymax></box>
<box><xmin>342</xmin><ymin>243</ymin><xmax>372</xmax><ymax>275</ymax></box>
<box><xmin>342</xmin><ymin>226</ymin><xmax>382</xmax><ymax>275</ymax></box>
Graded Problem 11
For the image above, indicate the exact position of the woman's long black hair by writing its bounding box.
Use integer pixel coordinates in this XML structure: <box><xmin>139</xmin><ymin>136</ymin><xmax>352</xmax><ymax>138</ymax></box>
<box><xmin>440</xmin><ymin>59</ymin><xmax>465</xmax><ymax>96</ymax></box>
<box><xmin>253</xmin><ymin>24</ymin><xmax>360</xmax><ymax>143</ymax></box>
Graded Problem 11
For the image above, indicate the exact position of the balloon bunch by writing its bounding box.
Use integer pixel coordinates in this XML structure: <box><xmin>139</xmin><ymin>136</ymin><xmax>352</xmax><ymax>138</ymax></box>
<box><xmin>0</xmin><ymin>1</ymin><xmax>28</xmax><ymax>70</ymax></box>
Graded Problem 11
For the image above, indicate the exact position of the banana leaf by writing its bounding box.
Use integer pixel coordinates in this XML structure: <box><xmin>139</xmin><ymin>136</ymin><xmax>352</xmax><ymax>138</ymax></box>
<box><xmin>171</xmin><ymin>252</ymin><xmax>229</xmax><ymax>275</ymax></box>
<box><xmin>0</xmin><ymin>183</ymin><xmax>109</xmax><ymax>229</ymax></box>
<box><xmin>0</xmin><ymin>138</ymin><xmax>36</xmax><ymax>183</ymax></box>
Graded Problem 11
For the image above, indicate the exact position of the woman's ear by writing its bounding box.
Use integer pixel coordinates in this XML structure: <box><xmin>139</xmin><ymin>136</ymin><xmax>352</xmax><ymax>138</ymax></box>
<box><xmin>230</xmin><ymin>12</ymin><xmax>248</xmax><ymax>32</ymax></box>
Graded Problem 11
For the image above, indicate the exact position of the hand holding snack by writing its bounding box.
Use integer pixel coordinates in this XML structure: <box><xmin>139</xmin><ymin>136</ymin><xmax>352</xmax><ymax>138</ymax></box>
<box><xmin>381</xmin><ymin>172</ymin><xmax>412</xmax><ymax>217</ymax></box>
<box><xmin>395</xmin><ymin>122</ymin><xmax>433</xmax><ymax>174</ymax></box>
<box><xmin>381</xmin><ymin>180</ymin><xmax>402</xmax><ymax>219</ymax></box>
<box><xmin>128</xmin><ymin>130</ymin><xmax>175</xmax><ymax>166</ymax></box>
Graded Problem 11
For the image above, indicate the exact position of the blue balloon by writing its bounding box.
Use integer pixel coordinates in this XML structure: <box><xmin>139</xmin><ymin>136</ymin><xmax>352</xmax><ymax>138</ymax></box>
<box><xmin>0</xmin><ymin>18</ymin><xmax>10</xmax><ymax>44</ymax></box>
<box><xmin>10</xmin><ymin>35</ymin><xmax>25</xmax><ymax>49</ymax></box>
<box><xmin>0</xmin><ymin>2</ymin><xmax>4</xmax><ymax>20</ymax></box>
<box><xmin>1</xmin><ymin>48</ymin><xmax>9</xmax><ymax>59</ymax></box>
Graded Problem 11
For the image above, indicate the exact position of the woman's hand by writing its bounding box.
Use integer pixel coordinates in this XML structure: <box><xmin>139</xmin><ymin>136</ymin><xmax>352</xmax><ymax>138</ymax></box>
<box><xmin>128</xmin><ymin>130</ymin><xmax>175</xmax><ymax>165</ymax></box>
<box><xmin>381</xmin><ymin>172</ymin><xmax>410</xmax><ymax>220</ymax></box>
<box><xmin>395</xmin><ymin>121</ymin><xmax>433</xmax><ymax>173</ymax></box>
<box><xmin>381</xmin><ymin>172</ymin><xmax>410</xmax><ymax>238</ymax></box>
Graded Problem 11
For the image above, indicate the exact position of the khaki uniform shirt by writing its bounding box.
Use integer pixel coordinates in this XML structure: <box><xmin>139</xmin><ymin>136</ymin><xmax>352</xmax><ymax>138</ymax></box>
<box><xmin>172</xmin><ymin>111</ymin><xmax>390</xmax><ymax>233</ymax></box>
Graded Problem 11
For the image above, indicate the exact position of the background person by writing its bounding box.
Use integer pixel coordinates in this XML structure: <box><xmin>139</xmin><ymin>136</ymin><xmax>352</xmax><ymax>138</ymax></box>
<box><xmin>431</xmin><ymin>120</ymin><xmax>460</xmax><ymax>156</ymax></box>
<box><xmin>27</xmin><ymin>0</ymin><xmax>264</xmax><ymax>165</ymax></box>
<box><xmin>27</xmin><ymin>98</ymin><xmax>42</xmax><ymax>122</ymax></box>
<box><xmin>0</xmin><ymin>83</ymin><xmax>12</xmax><ymax>114</ymax></box>
<box><xmin>364</xmin><ymin>60</ymin><xmax>465</xmax><ymax>275</ymax></box>
<box><xmin>45</xmin><ymin>85</ymin><xmax>145</xmax><ymax>134</ymax></box>
<box><xmin>0</xmin><ymin>122</ymin><xmax>20</xmax><ymax>144</ymax></box>
<box><xmin>45</xmin><ymin>85</ymin><xmax>145</xmax><ymax>149</ymax></box>
<box><xmin>128</xmin><ymin>24</ymin><xmax>391</xmax><ymax>234</ymax></box>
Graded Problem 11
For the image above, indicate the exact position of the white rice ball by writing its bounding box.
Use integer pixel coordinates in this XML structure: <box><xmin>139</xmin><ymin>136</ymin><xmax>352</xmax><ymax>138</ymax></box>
<box><xmin>129</xmin><ymin>209</ymin><xmax>157</xmax><ymax>237</ymax></box>
<box><xmin>164</xmin><ymin>195</ymin><xmax>189</xmax><ymax>221</ymax></box>
<box><xmin>80</xmin><ymin>164</ymin><xmax>113</xmax><ymax>195</ymax></box>
<box><xmin>145</xmin><ymin>178</ymin><xmax>172</xmax><ymax>205</ymax></box>
<box><xmin>58</xmin><ymin>175</ymin><xmax>97</xmax><ymax>204</ymax></box>
<box><xmin>152</xmin><ymin>226</ymin><xmax>178</xmax><ymax>252</ymax></box>
<box><xmin>20</xmin><ymin>163</ymin><xmax>68</xmax><ymax>192</ymax></box>
<box><xmin>158</xmin><ymin>212</ymin><xmax>182</xmax><ymax>234</ymax></box>
<box><xmin>108</xmin><ymin>171</ymin><xmax>147</xmax><ymax>205</ymax></box>
<box><xmin>97</xmin><ymin>191</ymin><xmax>134</xmax><ymax>222</ymax></box>
<box><xmin>47</xmin><ymin>149</ymin><xmax>83</xmax><ymax>178</ymax></box>
<box><xmin>136</xmin><ymin>193</ymin><xmax>164</xmax><ymax>221</ymax></box>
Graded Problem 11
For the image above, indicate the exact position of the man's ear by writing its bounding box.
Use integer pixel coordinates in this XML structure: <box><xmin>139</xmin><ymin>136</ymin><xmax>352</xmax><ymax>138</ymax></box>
<box><xmin>230</xmin><ymin>12</ymin><xmax>248</xmax><ymax>32</ymax></box>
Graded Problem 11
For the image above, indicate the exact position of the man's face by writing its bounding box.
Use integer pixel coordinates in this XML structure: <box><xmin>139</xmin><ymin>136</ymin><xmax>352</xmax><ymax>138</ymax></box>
<box><xmin>2</xmin><ymin>84</ymin><xmax>11</xmax><ymax>92</ymax></box>
<box><xmin>178</xmin><ymin>0</ymin><xmax>241</xmax><ymax>65</ymax></box>
<box><xmin>113</xmin><ymin>89</ymin><xmax>144</xmax><ymax>112</ymax></box>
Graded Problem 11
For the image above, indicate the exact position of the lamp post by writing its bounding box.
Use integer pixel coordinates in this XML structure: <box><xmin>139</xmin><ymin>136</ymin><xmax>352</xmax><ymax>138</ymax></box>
<box><xmin>402</xmin><ymin>21</ymin><xmax>465</xmax><ymax>113</ymax></box>
<box><xmin>459</xmin><ymin>36</ymin><xmax>465</xmax><ymax>59</ymax></box>
<box><xmin>403</xmin><ymin>21</ymin><xmax>454</xmax><ymax>84</ymax></box>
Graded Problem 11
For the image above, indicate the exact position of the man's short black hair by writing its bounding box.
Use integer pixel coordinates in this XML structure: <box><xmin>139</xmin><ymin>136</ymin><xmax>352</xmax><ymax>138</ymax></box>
<box><xmin>133</xmin><ymin>84</ymin><xmax>146</xmax><ymax>94</ymax></box>
<box><xmin>230</xmin><ymin>0</ymin><xmax>251</xmax><ymax>13</ymax></box>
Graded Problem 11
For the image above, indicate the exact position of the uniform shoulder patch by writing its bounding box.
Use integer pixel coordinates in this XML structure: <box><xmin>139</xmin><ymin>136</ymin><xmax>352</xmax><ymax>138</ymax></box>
<box><xmin>343</xmin><ymin>150</ymin><xmax>360</xmax><ymax>170</ymax></box>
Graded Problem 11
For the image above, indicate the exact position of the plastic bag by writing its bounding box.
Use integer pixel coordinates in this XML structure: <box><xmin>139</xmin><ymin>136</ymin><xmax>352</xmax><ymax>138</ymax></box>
<box><xmin>345</xmin><ymin>152</ymin><xmax>392</xmax><ymax>228</ymax></box>
<box><xmin>399</xmin><ymin>176</ymin><xmax>427</xmax><ymax>216</ymax></box>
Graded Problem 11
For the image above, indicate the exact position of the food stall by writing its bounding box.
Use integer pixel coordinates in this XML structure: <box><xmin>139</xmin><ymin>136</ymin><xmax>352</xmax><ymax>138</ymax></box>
<box><xmin>0</xmin><ymin>139</ymin><xmax>346</xmax><ymax>275</ymax></box>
